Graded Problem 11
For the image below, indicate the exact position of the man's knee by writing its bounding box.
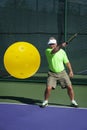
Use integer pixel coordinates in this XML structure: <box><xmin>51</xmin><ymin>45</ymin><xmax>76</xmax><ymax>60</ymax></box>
<box><xmin>67</xmin><ymin>85</ymin><xmax>73</xmax><ymax>91</ymax></box>
<box><xmin>47</xmin><ymin>86</ymin><xmax>52</xmax><ymax>91</ymax></box>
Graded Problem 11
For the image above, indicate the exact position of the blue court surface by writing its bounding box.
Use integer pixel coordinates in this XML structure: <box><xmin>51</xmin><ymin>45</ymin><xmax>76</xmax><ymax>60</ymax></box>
<box><xmin>0</xmin><ymin>103</ymin><xmax>87</xmax><ymax>130</ymax></box>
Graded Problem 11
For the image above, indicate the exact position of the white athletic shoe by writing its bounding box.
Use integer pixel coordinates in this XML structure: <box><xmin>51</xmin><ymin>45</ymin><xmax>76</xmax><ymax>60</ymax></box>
<box><xmin>41</xmin><ymin>100</ymin><xmax>48</xmax><ymax>107</ymax></box>
<box><xmin>71</xmin><ymin>100</ymin><xmax>78</xmax><ymax>107</ymax></box>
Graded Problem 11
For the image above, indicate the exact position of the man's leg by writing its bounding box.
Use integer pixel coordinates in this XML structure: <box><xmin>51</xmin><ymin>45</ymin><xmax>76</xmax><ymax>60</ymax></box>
<box><xmin>60</xmin><ymin>71</ymin><xmax>78</xmax><ymax>107</ymax></box>
<box><xmin>67</xmin><ymin>85</ymin><xmax>78</xmax><ymax>107</ymax></box>
<box><xmin>41</xmin><ymin>72</ymin><xmax>57</xmax><ymax>107</ymax></box>
<box><xmin>41</xmin><ymin>86</ymin><xmax>52</xmax><ymax>107</ymax></box>
<box><xmin>44</xmin><ymin>86</ymin><xmax>52</xmax><ymax>100</ymax></box>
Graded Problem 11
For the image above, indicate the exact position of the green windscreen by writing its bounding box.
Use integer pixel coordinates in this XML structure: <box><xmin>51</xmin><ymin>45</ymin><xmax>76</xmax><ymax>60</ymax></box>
<box><xmin>0</xmin><ymin>0</ymin><xmax>87</xmax><ymax>84</ymax></box>
<box><xmin>66</xmin><ymin>0</ymin><xmax>87</xmax><ymax>75</ymax></box>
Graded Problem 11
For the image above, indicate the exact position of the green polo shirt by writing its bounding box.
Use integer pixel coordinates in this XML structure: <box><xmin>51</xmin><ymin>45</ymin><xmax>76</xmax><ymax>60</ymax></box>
<box><xmin>45</xmin><ymin>48</ymin><xmax>69</xmax><ymax>73</ymax></box>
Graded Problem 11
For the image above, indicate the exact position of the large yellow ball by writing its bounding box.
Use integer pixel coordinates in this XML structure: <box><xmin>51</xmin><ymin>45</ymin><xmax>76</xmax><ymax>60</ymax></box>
<box><xmin>4</xmin><ymin>41</ymin><xmax>41</xmax><ymax>79</ymax></box>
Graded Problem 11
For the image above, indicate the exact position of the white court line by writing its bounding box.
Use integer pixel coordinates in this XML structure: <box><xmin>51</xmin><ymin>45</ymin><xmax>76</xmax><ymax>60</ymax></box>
<box><xmin>0</xmin><ymin>102</ymin><xmax>87</xmax><ymax>110</ymax></box>
<box><xmin>49</xmin><ymin>104</ymin><xmax>87</xmax><ymax>110</ymax></box>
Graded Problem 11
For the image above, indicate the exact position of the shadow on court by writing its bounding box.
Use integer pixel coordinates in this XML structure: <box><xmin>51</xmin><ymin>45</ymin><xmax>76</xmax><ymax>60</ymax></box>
<box><xmin>0</xmin><ymin>96</ymin><xmax>72</xmax><ymax>107</ymax></box>
<box><xmin>0</xmin><ymin>96</ymin><xmax>42</xmax><ymax>105</ymax></box>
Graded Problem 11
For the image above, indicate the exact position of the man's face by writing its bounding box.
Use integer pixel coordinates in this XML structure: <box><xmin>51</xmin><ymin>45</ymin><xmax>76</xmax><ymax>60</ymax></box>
<box><xmin>49</xmin><ymin>43</ymin><xmax>57</xmax><ymax>49</ymax></box>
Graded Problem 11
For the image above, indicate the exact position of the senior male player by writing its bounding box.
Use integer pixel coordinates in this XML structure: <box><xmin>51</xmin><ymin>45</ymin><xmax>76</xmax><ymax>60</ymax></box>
<box><xmin>42</xmin><ymin>37</ymin><xmax>78</xmax><ymax>107</ymax></box>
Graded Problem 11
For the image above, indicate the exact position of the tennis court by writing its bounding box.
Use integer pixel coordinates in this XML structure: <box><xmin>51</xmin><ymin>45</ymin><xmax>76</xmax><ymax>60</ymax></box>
<box><xmin>0</xmin><ymin>81</ymin><xmax>87</xmax><ymax>130</ymax></box>
<box><xmin>0</xmin><ymin>103</ymin><xmax>87</xmax><ymax>130</ymax></box>
<box><xmin>0</xmin><ymin>81</ymin><xmax>87</xmax><ymax>107</ymax></box>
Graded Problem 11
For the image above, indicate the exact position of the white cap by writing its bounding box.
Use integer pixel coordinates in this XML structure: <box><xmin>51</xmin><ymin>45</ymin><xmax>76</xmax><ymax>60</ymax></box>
<box><xmin>48</xmin><ymin>39</ymin><xmax>57</xmax><ymax>45</ymax></box>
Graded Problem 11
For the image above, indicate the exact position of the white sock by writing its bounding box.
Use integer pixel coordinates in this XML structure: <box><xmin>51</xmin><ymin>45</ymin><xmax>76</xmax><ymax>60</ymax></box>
<box><xmin>44</xmin><ymin>100</ymin><xmax>48</xmax><ymax>102</ymax></box>
<box><xmin>72</xmin><ymin>99</ymin><xmax>75</xmax><ymax>103</ymax></box>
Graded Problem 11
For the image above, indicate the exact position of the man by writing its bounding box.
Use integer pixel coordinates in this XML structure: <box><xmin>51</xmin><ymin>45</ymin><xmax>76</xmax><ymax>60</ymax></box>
<box><xmin>42</xmin><ymin>37</ymin><xmax>78</xmax><ymax>107</ymax></box>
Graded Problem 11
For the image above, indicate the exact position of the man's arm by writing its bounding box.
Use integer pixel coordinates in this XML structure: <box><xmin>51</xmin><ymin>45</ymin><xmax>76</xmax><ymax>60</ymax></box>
<box><xmin>66</xmin><ymin>62</ymin><xmax>74</xmax><ymax>78</ymax></box>
<box><xmin>51</xmin><ymin>42</ymin><xmax>68</xmax><ymax>54</ymax></box>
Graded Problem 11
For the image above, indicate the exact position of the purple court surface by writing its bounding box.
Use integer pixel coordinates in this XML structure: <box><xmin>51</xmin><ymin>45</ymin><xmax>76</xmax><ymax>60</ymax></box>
<box><xmin>0</xmin><ymin>103</ymin><xmax>87</xmax><ymax>130</ymax></box>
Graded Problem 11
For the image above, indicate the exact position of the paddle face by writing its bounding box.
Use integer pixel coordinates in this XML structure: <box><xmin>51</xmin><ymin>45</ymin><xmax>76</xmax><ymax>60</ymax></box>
<box><xmin>4</xmin><ymin>41</ymin><xmax>41</xmax><ymax>79</ymax></box>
